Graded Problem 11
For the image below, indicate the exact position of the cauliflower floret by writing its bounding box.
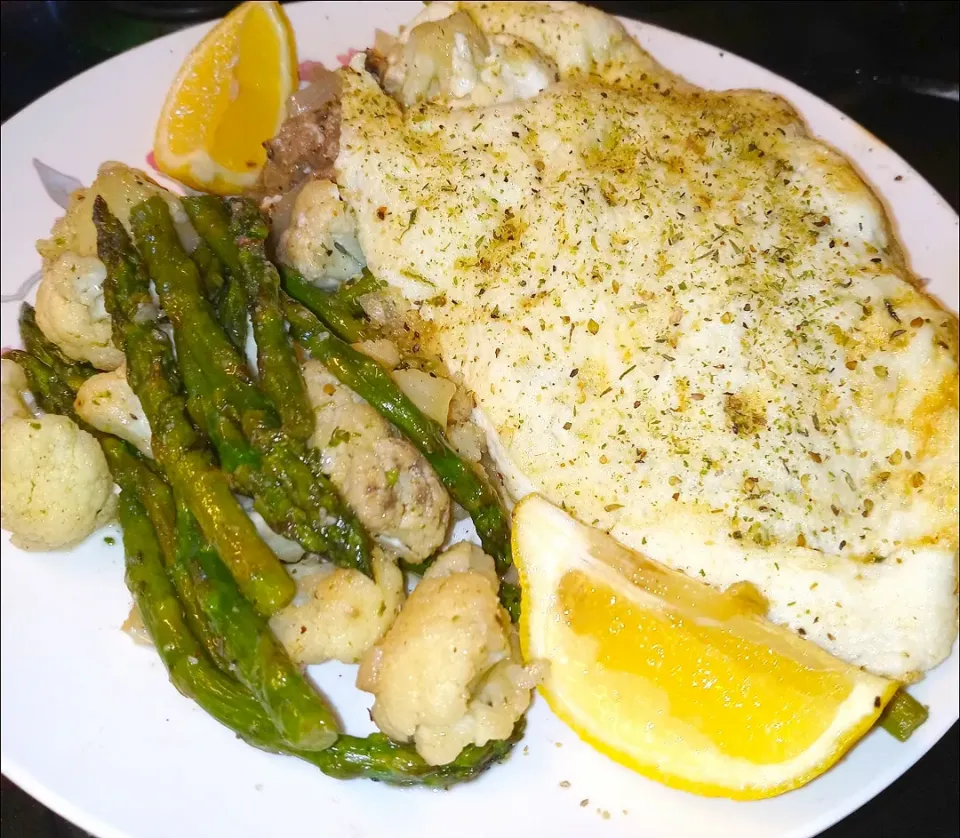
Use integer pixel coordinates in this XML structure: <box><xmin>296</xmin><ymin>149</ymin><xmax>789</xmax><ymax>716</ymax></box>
<box><xmin>269</xmin><ymin>550</ymin><xmax>404</xmax><ymax>664</ymax></box>
<box><xmin>276</xmin><ymin>180</ymin><xmax>364</xmax><ymax>289</ymax></box>
<box><xmin>357</xmin><ymin>543</ymin><xmax>539</xmax><ymax>765</ymax></box>
<box><xmin>1</xmin><ymin>414</ymin><xmax>116</xmax><ymax>551</ymax></box>
<box><xmin>37</xmin><ymin>161</ymin><xmax>196</xmax><ymax>266</ymax></box>
<box><xmin>1</xmin><ymin>359</ymin><xmax>32</xmax><ymax>424</ymax></box>
<box><xmin>425</xmin><ymin>540</ymin><xmax>500</xmax><ymax>587</ymax></box>
<box><xmin>466</xmin><ymin>34</ymin><xmax>558</xmax><ymax>107</ymax></box>
<box><xmin>383</xmin><ymin>10</ymin><xmax>490</xmax><ymax>106</ymax></box>
<box><xmin>35</xmin><ymin>253</ymin><xmax>123</xmax><ymax>370</ymax></box>
<box><xmin>460</xmin><ymin>1</ymin><xmax>656</xmax><ymax>79</ymax></box>
<box><xmin>74</xmin><ymin>364</ymin><xmax>152</xmax><ymax>457</ymax></box>
<box><xmin>33</xmin><ymin>162</ymin><xmax>198</xmax><ymax>370</ymax></box>
<box><xmin>381</xmin><ymin>8</ymin><xmax>557</xmax><ymax>108</ymax></box>
<box><xmin>302</xmin><ymin>360</ymin><xmax>451</xmax><ymax>562</ymax></box>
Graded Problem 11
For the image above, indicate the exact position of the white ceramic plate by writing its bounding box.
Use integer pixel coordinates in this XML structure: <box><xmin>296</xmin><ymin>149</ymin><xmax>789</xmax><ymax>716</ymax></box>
<box><xmin>1</xmin><ymin>3</ymin><xmax>957</xmax><ymax>837</ymax></box>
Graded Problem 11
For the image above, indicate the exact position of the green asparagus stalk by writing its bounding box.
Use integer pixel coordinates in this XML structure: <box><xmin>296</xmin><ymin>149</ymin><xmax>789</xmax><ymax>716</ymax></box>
<box><xmin>15</xmin><ymin>345</ymin><xmax>334</xmax><ymax>746</ymax></box>
<box><xmin>281</xmin><ymin>266</ymin><xmax>368</xmax><ymax>343</ymax></box>
<box><xmin>130</xmin><ymin>197</ymin><xmax>274</xmax><ymax>419</ymax></box>
<box><xmin>121</xmin><ymin>490</ymin><xmax>524</xmax><ymax>785</ymax></box>
<box><xmin>185</xmin><ymin>195</ymin><xmax>315</xmax><ymax>437</ymax></box>
<box><xmin>18</xmin><ymin>304</ymin><xmax>98</xmax><ymax>391</ymax></box>
<box><xmin>335</xmin><ymin>269</ymin><xmax>385</xmax><ymax>315</ymax></box>
<box><xmin>190</xmin><ymin>240</ymin><xmax>222</xmax><ymax>297</ymax></box>
<box><xmin>176</xmin><ymin>500</ymin><xmax>339</xmax><ymax>751</ymax></box>
<box><xmin>94</xmin><ymin>195</ymin><xmax>295</xmax><ymax>616</ymax></box>
<box><xmin>181</xmin><ymin>195</ymin><xmax>244</xmax><ymax>276</ymax></box>
<box><xmin>879</xmin><ymin>689</ymin><xmax>929</xmax><ymax>742</ymax></box>
<box><xmin>4</xmin><ymin>347</ymin><xmax>80</xmax><ymax>419</ymax></box>
<box><xmin>171</xmin><ymin>316</ymin><xmax>335</xmax><ymax>558</ymax></box>
<box><xmin>308</xmin><ymin>723</ymin><xmax>526</xmax><ymax>786</ymax></box>
<box><xmin>11</xmin><ymin>345</ymin><xmax>528</xmax><ymax>774</ymax></box>
<box><xmin>227</xmin><ymin>197</ymin><xmax>314</xmax><ymax>439</ymax></box>
<box><xmin>8</xmin><ymin>346</ymin><xmax>230</xmax><ymax>662</ymax></box>
<box><xmin>120</xmin><ymin>493</ymin><xmax>287</xmax><ymax>745</ymax></box>
<box><xmin>192</xmin><ymin>241</ymin><xmax>248</xmax><ymax>352</ymax></box>
<box><xmin>218</xmin><ymin>275</ymin><xmax>250</xmax><ymax>354</ymax></box>
<box><xmin>283</xmin><ymin>297</ymin><xmax>513</xmax><ymax>573</ymax></box>
<box><xmin>164</xmin><ymin>197</ymin><xmax>374</xmax><ymax>575</ymax></box>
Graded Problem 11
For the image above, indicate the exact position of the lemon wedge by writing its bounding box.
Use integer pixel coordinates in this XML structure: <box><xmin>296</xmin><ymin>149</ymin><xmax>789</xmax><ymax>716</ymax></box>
<box><xmin>153</xmin><ymin>1</ymin><xmax>297</xmax><ymax>194</ymax></box>
<box><xmin>513</xmin><ymin>494</ymin><xmax>897</xmax><ymax>800</ymax></box>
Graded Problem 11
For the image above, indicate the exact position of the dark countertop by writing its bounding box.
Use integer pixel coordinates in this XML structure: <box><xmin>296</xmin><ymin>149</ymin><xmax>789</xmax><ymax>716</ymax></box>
<box><xmin>1</xmin><ymin>2</ymin><xmax>957</xmax><ymax>837</ymax></box>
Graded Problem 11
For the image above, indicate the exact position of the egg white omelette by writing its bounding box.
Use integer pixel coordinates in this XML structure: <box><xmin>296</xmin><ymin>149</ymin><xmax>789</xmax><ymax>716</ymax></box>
<box><xmin>336</xmin><ymin>1</ymin><xmax>959</xmax><ymax>680</ymax></box>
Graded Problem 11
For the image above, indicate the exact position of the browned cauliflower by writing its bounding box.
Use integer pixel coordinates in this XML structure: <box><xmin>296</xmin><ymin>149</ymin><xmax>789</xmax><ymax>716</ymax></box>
<box><xmin>34</xmin><ymin>253</ymin><xmax>123</xmax><ymax>370</ymax></box>
<box><xmin>35</xmin><ymin>162</ymin><xmax>196</xmax><ymax>370</ymax></box>
<box><xmin>1</xmin><ymin>413</ymin><xmax>116</xmax><ymax>551</ymax></box>
<box><xmin>302</xmin><ymin>360</ymin><xmax>451</xmax><ymax>562</ymax></box>
<box><xmin>36</xmin><ymin>161</ymin><xmax>196</xmax><ymax>266</ymax></box>
<box><xmin>380</xmin><ymin>5</ymin><xmax>557</xmax><ymax>108</ymax></box>
<box><xmin>357</xmin><ymin>542</ymin><xmax>541</xmax><ymax>765</ymax></box>
<box><xmin>74</xmin><ymin>364</ymin><xmax>152</xmax><ymax>457</ymax></box>
<box><xmin>276</xmin><ymin>180</ymin><xmax>364</xmax><ymax>288</ymax></box>
<box><xmin>269</xmin><ymin>550</ymin><xmax>404</xmax><ymax>664</ymax></box>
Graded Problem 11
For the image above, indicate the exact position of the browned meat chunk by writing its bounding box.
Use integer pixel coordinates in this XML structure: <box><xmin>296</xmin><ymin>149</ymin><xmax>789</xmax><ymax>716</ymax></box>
<box><xmin>254</xmin><ymin>99</ymin><xmax>341</xmax><ymax>203</ymax></box>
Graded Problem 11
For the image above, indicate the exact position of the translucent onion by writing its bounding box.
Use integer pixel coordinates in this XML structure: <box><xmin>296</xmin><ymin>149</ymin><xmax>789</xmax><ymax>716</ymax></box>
<box><xmin>286</xmin><ymin>68</ymin><xmax>341</xmax><ymax>118</ymax></box>
<box><xmin>391</xmin><ymin>368</ymin><xmax>456</xmax><ymax>427</ymax></box>
<box><xmin>352</xmin><ymin>338</ymin><xmax>401</xmax><ymax>370</ymax></box>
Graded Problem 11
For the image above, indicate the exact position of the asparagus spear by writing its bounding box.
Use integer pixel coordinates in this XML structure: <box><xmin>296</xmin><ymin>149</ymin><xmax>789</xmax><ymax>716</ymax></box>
<box><xmin>8</xmin><ymin>345</ymin><xmax>230</xmax><ymax>662</ymax></box>
<box><xmin>181</xmin><ymin>195</ymin><xmax>243</xmax><ymax>276</ymax></box>
<box><xmin>18</xmin><ymin>304</ymin><xmax>98</xmax><ymax>391</ymax></box>
<box><xmin>227</xmin><ymin>197</ymin><xmax>314</xmax><ymax>440</ymax></box>
<box><xmin>129</xmin><ymin>197</ymin><xmax>274</xmax><ymax>419</ymax></box>
<box><xmin>121</xmin><ymin>490</ymin><xmax>524</xmax><ymax>785</ymax></box>
<box><xmin>4</xmin><ymin>347</ymin><xmax>80</xmax><ymax>421</ymax></box>
<box><xmin>176</xmin><ymin>501</ymin><xmax>339</xmax><ymax>751</ymax></box>
<box><xmin>335</xmin><ymin>269</ymin><xmax>385</xmax><ymax>315</ymax></box>
<box><xmin>185</xmin><ymin>196</ymin><xmax>316</xmax><ymax>438</ymax></box>
<box><xmin>192</xmin><ymin>240</ymin><xmax>248</xmax><ymax>353</ymax></box>
<box><xmin>283</xmin><ymin>297</ymin><xmax>513</xmax><ymax>573</ymax></box>
<box><xmin>281</xmin><ymin>266</ymin><xmax>368</xmax><ymax>343</ymax></box>
<box><xmin>120</xmin><ymin>493</ymin><xmax>288</xmax><ymax>746</ymax></box>
<box><xmin>16</xmin><ymin>343</ymin><xmax>337</xmax><ymax>748</ymax></box>
<box><xmin>94</xmin><ymin>195</ymin><xmax>295</xmax><ymax>616</ymax></box>
<box><xmin>879</xmin><ymin>689</ymin><xmax>929</xmax><ymax>742</ymax></box>
<box><xmin>218</xmin><ymin>275</ymin><xmax>250</xmax><ymax>354</ymax></box>
<box><xmin>172</xmin><ymin>197</ymin><xmax>374</xmax><ymax>575</ymax></box>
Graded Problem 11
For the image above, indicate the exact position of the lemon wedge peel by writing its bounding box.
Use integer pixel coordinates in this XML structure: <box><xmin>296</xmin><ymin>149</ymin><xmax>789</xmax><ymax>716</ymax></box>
<box><xmin>153</xmin><ymin>1</ymin><xmax>297</xmax><ymax>195</ymax></box>
<box><xmin>513</xmin><ymin>494</ymin><xmax>897</xmax><ymax>801</ymax></box>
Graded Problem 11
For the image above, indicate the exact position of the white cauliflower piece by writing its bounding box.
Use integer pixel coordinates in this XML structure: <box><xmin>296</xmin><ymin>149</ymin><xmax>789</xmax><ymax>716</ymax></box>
<box><xmin>302</xmin><ymin>360</ymin><xmax>451</xmax><ymax>562</ymax></box>
<box><xmin>383</xmin><ymin>10</ymin><xmax>490</xmax><ymax>106</ymax></box>
<box><xmin>276</xmin><ymin>180</ymin><xmax>364</xmax><ymax>289</ymax></box>
<box><xmin>74</xmin><ymin>364</ymin><xmax>152</xmax><ymax>457</ymax></box>
<box><xmin>37</xmin><ymin>161</ymin><xmax>196</xmax><ymax>265</ymax></box>
<box><xmin>34</xmin><ymin>253</ymin><xmax>123</xmax><ymax>370</ymax></box>
<box><xmin>1</xmin><ymin>414</ymin><xmax>116</xmax><ymax>551</ymax></box>
<box><xmin>466</xmin><ymin>34</ymin><xmax>558</xmax><ymax>107</ymax></box>
<box><xmin>424</xmin><ymin>540</ymin><xmax>500</xmax><ymax>587</ymax></box>
<box><xmin>34</xmin><ymin>162</ymin><xmax>197</xmax><ymax>370</ymax></box>
<box><xmin>459</xmin><ymin>1</ymin><xmax>655</xmax><ymax>79</ymax></box>
<box><xmin>381</xmin><ymin>8</ymin><xmax>557</xmax><ymax>108</ymax></box>
<box><xmin>1</xmin><ymin>359</ymin><xmax>32</xmax><ymax>424</ymax></box>
<box><xmin>357</xmin><ymin>543</ymin><xmax>539</xmax><ymax>765</ymax></box>
<box><xmin>269</xmin><ymin>550</ymin><xmax>404</xmax><ymax>664</ymax></box>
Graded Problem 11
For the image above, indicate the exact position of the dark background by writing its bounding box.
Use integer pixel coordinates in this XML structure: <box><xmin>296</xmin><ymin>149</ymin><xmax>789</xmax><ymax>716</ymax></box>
<box><xmin>1</xmin><ymin>2</ymin><xmax>957</xmax><ymax>836</ymax></box>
